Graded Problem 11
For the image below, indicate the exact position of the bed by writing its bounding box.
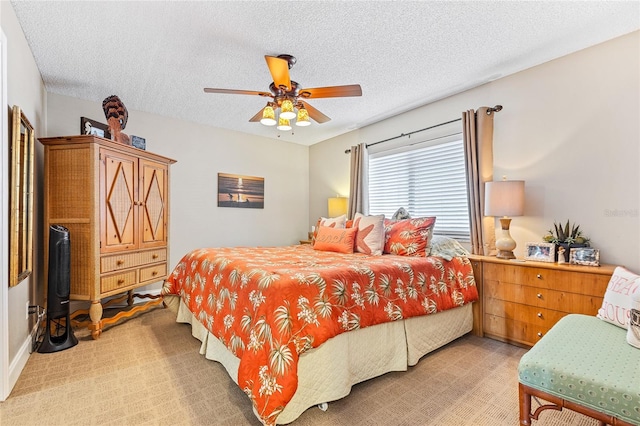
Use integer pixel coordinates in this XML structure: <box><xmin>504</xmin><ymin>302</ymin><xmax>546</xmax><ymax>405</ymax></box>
<box><xmin>162</xmin><ymin>243</ymin><xmax>478</xmax><ymax>425</ymax></box>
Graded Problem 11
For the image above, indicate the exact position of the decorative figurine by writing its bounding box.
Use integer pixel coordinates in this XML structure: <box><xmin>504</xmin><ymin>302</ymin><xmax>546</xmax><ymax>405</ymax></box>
<box><xmin>557</xmin><ymin>246</ymin><xmax>565</xmax><ymax>264</ymax></box>
<box><xmin>102</xmin><ymin>95</ymin><xmax>130</xmax><ymax>145</ymax></box>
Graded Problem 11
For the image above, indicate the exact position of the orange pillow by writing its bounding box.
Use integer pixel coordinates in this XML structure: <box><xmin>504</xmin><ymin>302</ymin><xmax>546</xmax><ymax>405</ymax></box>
<box><xmin>313</xmin><ymin>226</ymin><xmax>357</xmax><ymax>254</ymax></box>
<box><xmin>312</xmin><ymin>215</ymin><xmax>347</xmax><ymax>243</ymax></box>
<box><xmin>383</xmin><ymin>217</ymin><xmax>436</xmax><ymax>256</ymax></box>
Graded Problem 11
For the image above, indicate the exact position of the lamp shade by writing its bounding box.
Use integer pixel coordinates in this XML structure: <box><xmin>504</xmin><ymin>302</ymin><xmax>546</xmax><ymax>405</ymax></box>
<box><xmin>260</xmin><ymin>105</ymin><xmax>276</xmax><ymax>126</ymax></box>
<box><xmin>296</xmin><ymin>107</ymin><xmax>311</xmax><ymax>126</ymax></box>
<box><xmin>484</xmin><ymin>180</ymin><xmax>525</xmax><ymax>217</ymax></box>
<box><xmin>280</xmin><ymin>99</ymin><xmax>296</xmax><ymax>120</ymax></box>
<box><xmin>277</xmin><ymin>117</ymin><xmax>291</xmax><ymax>131</ymax></box>
<box><xmin>328</xmin><ymin>197</ymin><xmax>348</xmax><ymax>217</ymax></box>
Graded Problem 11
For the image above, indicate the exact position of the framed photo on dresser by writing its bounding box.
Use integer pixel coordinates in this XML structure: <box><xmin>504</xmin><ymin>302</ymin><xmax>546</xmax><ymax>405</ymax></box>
<box><xmin>524</xmin><ymin>242</ymin><xmax>555</xmax><ymax>263</ymax></box>
<box><xmin>570</xmin><ymin>247</ymin><xmax>600</xmax><ymax>266</ymax></box>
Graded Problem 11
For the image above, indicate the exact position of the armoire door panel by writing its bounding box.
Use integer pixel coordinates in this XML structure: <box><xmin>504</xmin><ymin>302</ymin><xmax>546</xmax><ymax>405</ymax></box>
<box><xmin>101</xmin><ymin>149</ymin><xmax>138</xmax><ymax>252</ymax></box>
<box><xmin>140</xmin><ymin>159</ymin><xmax>167</xmax><ymax>247</ymax></box>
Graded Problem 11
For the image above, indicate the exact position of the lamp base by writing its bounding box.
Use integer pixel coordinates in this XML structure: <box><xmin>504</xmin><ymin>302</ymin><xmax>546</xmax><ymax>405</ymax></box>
<box><xmin>495</xmin><ymin>217</ymin><xmax>517</xmax><ymax>260</ymax></box>
<box><xmin>496</xmin><ymin>249</ymin><xmax>516</xmax><ymax>260</ymax></box>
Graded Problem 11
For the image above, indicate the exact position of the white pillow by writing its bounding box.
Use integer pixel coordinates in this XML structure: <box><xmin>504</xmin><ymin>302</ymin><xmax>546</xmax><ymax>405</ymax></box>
<box><xmin>596</xmin><ymin>266</ymin><xmax>640</xmax><ymax>329</ymax></box>
<box><xmin>353</xmin><ymin>213</ymin><xmax>385</xmax><ymax>256</ymax></box>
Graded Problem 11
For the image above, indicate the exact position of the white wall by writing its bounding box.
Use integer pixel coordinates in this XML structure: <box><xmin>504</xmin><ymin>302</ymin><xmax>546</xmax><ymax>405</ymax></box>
<box><xmin>310</xmin><ymin>31</ymin><xmax>640</xmax><ymax>272</ymax></box>
<box><xmin>46</xmin><ymin>94</ymin><xmax>310</xmax><ymax>277</ymax></box>
<box><xmin>1</xmin><ymin>1</ymin><xmax>47</xmax><ymax>397</ymax></box>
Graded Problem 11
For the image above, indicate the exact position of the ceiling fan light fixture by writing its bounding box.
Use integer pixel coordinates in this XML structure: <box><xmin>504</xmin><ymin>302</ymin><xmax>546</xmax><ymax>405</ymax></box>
<box><xmin>260</xmin><ymin>104</ymin><xmax>276</xmax><ymax>126</ymax></box>
<box><xmin>280</xmin><ymin>99</ymin><xmax>296</xmax><ymax>120</ymax></box>
<box><xmin>296</xmin><ymin>107</ymin><xmax>311</xmax><ymax>126</ymax></box>
<box><xmin>277</xmin><ymin>117</ymin><xmax>292</xmax><ymax>131</ymax></box>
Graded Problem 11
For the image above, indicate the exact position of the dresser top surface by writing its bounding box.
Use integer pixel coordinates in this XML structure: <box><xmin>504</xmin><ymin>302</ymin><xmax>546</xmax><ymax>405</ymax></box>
<box><xmin>468</xmin><ymin>254</ymin><xmax>616</xmax><ymax>275</ymax></box>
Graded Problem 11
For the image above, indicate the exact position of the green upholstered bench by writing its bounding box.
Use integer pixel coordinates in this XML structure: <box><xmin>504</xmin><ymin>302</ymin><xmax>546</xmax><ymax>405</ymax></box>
<box><xmin>518</xmin><ymin>314</ymin><xmax>640</xmax><ymax>426</ymax></box>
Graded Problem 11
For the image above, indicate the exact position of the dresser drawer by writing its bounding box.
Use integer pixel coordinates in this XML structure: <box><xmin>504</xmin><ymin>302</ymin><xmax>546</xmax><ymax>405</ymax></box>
<box><xmin>485</xmin><ymin>279</ymin><xmax>604</xmax><ymax>315</ymax></box>
<box><xmin>485</xmin><ymin>279</ymin><xmax>542</xmax><ymax>305</ymax></box>
<box><xmin>484</xmin><ymin>313</ymin><xmax>550</xmax><ymax>346</ymax></box>
<box><xmin>484</xmin><ymin>298</ymin><xmax>565</xmax><ymax>327</ymax></box>
<box><xmin>139</xmin><ymin>263</ymin><xmax>167</xmax><ymax>283</ymax></box>
<box><xmin>100</xmin><ymin>270</ymin><xmax>137</xmax><ymax>293</ymax></box>
<box><xmin>484</xmin><ymin>262</ymin><xmax>611</xmax><ymax>296</ymax></box>
<box><xmin>101</xmin><ymin>248</ymin><xmax>167</xmax><ymax>273</ymax></box>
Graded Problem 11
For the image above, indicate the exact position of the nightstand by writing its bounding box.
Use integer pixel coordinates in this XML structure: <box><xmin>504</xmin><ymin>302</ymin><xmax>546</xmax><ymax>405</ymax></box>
<box><xmin>469</xmin><ymin>255</ymin><xmax>615</xmax><ymax>347</ymax></box>
<box><xmin>300</xmin><ymin>232</ymin><xmax>313</xmax><ymax>245</ymax></box>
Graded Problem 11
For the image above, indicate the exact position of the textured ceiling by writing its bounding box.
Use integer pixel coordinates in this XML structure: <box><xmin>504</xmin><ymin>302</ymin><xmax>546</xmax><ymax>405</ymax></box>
<box><xmin>9</xmin><ymin>1</ymin><xmax>640</xmax><ymax>146</ymax></box>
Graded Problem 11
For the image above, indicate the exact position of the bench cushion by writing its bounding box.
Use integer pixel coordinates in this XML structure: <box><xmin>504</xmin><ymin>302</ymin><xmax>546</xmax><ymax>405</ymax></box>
<box><xmin>518</xmin><ymin>314</ymin><xmax>640</xmax><ymax>425</ymax></box>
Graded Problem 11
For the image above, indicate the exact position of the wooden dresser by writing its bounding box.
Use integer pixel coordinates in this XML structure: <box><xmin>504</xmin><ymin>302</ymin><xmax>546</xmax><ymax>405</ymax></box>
<box><xmin>40</xmin><ymin>135</ymin><xmax>176</xmax><ymax>338</ymax></box>
<box><xmin>469</xmin><ymin>255</ymin><xmax>615</xmax><ymax>347</ymax></box>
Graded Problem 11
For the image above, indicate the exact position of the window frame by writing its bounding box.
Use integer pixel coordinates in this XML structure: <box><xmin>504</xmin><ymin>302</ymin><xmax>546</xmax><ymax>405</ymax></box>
<box><xmin>367</xmin><ymin>132</ymin><xmax>470</xmax><ymax>241</ymax></box>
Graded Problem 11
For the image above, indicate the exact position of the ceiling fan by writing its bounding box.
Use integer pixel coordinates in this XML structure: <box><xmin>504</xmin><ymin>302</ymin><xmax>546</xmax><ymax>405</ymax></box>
<box><xmin>204</xmin><ymin>54</ymin><xmax>362</xmax><ymax>128</ymax></box>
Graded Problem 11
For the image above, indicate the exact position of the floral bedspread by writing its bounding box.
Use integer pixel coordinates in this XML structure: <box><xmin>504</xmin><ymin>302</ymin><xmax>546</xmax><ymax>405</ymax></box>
<box><xmin>163</xmin><ymin>245</ymin><xmax>478</xmax><ymax>425</ymax></box>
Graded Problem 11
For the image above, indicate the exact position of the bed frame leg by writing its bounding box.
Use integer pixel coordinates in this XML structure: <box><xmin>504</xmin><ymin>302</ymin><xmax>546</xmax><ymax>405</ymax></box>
<box><xmin>519</xmin><ymin>383</ymin><xmax>532</xmax><ymax>426</ymax></box>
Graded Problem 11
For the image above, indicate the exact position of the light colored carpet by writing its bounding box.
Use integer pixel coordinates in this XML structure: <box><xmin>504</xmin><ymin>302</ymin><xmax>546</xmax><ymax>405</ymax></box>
<box><xmin>0</xmin><ymin>307</ymin><xmax>599</xmax><ymax>425</ymax></box>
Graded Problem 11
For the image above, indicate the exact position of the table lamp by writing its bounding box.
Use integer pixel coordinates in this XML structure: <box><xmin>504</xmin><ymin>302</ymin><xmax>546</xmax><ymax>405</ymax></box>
<box><xmin>484</xmin><ymin>179</ymin><xmax>525</xmax><ymax>259</ymax></box>
<box><xmin>328</xmin><ymin>196</ymin><xmax>348</xmax><ymax>218</ymax></box>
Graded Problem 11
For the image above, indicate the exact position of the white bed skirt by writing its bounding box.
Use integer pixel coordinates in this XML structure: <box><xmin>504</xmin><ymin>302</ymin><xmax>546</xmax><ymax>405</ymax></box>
<box><xmin>165</xmin><ymin>295</ymin><xmax>473</xmax><ymax>424</ymax></box>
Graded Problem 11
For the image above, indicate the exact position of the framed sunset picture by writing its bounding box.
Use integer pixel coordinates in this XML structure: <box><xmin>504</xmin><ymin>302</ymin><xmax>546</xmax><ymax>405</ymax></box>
<box><xmin>217</xmin><ymin>173</ymin><xmax>264</xmax><ymax>209</ymax></box>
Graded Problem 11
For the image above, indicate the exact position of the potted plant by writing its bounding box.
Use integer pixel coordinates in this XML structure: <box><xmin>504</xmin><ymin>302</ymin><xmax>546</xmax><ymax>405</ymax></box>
<box><xmin>543</xmin><ymin>220</ymin><xmax>590</xmax><ymax>263</ymax></box>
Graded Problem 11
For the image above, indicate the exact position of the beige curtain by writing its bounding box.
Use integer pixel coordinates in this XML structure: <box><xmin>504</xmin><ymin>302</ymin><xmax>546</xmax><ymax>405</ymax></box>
<box><xmin>463</xmin><ymin>107</ymin><xmax>496</xmax><ymax>255</ymax></box>
<box><xmin>347</xmin><ymin>142</ymin><xmax>368</xmax><ymax>219</ymax></box>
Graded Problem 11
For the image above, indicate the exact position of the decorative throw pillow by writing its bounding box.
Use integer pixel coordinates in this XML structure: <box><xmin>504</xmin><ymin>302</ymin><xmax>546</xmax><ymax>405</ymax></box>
<box><xmin>313</xmin><ymin>226</ymin><xmax>357</xmax><ymax>254</ymax></box>
<box><xmin>429</xmin><ymin>235</ymin><xmax>470</xmax><ymax>261</ymax></box>
<box><xmin>627</xmin><ymin>290</ymin><xmax>640</xmax><ymax>349</ymax></box>
<box><xmin>312</xmin><ymin>214</ymin><xmax>347</xmax><ymax>243</ymax></box>
<box><xmin>353</xmin><ymin>213</ymin><xmax>386</xmax><ymax>256</ymax></box>
<box><xmin>596</xmin><ymin>266</ymin><xmax>640</xmax><ymax>329</ymax></box>
<box><xmin>383</xmin><ymin>217</ymin><xmax>436</xmax><ymax>257</ymax></box>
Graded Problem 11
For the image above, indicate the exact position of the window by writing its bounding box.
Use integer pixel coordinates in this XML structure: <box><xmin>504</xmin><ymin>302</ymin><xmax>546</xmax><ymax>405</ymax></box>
<box><xmin>368</xmin><ymin>137</ymin><xmax>470</xmax><ymax>240</ymax></box>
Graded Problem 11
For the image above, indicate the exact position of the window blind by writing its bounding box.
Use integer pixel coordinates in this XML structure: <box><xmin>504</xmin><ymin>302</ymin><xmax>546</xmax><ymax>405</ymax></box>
<box><xmin>368</xmin><ymin>139</ymin><xmax>470</xmax><ymax>240</ymax></box>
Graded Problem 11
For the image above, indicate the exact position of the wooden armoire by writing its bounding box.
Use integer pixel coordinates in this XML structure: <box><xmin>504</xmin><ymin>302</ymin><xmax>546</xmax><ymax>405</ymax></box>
<box><xmin>40</xmin><ymin>135</ymin><xmax>176</xmax><ymax>339</ymax></box>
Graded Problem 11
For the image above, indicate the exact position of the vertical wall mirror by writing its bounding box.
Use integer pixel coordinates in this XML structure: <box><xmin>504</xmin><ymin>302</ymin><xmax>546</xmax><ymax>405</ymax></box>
<box><xmin>9</xmin><ymin>105</ymin><xmax>35</xmax><ymax>287</ymax></box>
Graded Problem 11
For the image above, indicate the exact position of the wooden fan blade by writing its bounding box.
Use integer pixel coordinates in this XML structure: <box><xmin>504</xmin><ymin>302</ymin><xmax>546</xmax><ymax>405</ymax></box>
<box><xmin>204</xmin><ymin>88</ymin><xmax>272</xmax><ymax>97</ymax></box>
<box><xmin>300</xmin><ymin>101</ymin><xmax>331</xmax><ymax>123</ymax></box>
<box><xmin>298</xmin><ymin>84</ymin><xmax>362</xmax><ymax>99</ymax></box>
<box><xmin>249</xmin><ymin>108</ymin><xmax>264</xmax><ymax>122</ymax></box>
<box><xmin>265</xmin><ymin>56</ymin><xmax>291</xmax><ymax>91</ymax></box>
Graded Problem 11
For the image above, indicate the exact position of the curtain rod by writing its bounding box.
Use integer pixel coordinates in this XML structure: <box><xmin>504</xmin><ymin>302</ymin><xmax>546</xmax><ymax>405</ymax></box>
<box><xmin>344</xmin><ymin>104</ymin><xmax>502</xmax><ymax>154</ymax></box>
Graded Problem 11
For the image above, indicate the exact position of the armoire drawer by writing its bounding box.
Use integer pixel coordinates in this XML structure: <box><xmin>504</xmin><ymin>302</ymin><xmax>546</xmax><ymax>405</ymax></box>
<box><xmin>100</xmin><ymin>270</ymin><xmax>137</xmax><ymax>293</ymax></box>
<box><xmin>139</xmin><ymin>263</ymin><xmax>167</xmax><ymax>283</ymax></box>
<box><xmin>101</xmin><ymin>248</ymin><xmax>167</xmax><ymax>273</ymax></box>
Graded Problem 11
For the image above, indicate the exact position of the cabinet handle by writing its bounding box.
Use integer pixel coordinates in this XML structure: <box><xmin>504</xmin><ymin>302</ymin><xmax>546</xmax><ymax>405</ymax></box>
<box><xmin>117</xmin><ymin>279</ymin><xmax>125</xmax><ymax>284</ymax></box>
<box><xmin>116</xmin><ymin>260</ymin><xmax>124</xmax><ymax>266</ymax></box>
<box><xmin>152</xmin><ymin>254</ymin><xmax>158</xmax><ymax>259</ymax></box>
<box><xmin>537</xmin><ymin>332</ymin><xmax>543</xmax><ymax>337</ymax></box>
<box><xmin>536</xmin><ymin>274</ymin><xmax>542</xmax><ymax>279</ymax></box>
<box><xmin>536</xmin><ymin>293</ymin><xmax>542</xmax><ymax>299</ymax></box>
<box><xmin>537</xmin><ymin>312</ymin><xmax>543</xmax><ymax>318</ymax></box>
<box><xmin>152</xmin><ymin>271</ymin><xmax>158</xmax><ymax>276</ymax></box>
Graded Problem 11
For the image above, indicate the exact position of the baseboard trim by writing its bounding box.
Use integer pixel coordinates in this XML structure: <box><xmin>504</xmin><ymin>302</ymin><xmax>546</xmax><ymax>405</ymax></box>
<box><xmin>7</xmin><ymin>330</ymin><xmax>32</xmax><ymax>398</ymax></box>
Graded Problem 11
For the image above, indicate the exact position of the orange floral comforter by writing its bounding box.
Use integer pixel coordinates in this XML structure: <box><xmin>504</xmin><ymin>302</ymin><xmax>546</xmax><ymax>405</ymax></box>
<box><xmin>163</xmin><ymin>245</ymin><xmax>478</xmax><ymax>425</ymax></box>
